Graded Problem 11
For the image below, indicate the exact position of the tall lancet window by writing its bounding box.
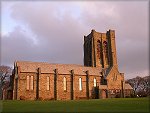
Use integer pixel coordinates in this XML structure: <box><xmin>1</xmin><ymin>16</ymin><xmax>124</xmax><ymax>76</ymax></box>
<box><xmin>103</xmin><ymin>41</ymin><xmax>108</xmax><ymax>64</ymax></box>
<box><xmin>79</xmin><ymin>77</ymin><xmax>82</xmax><ymax>91</ymax></box>
<box><xmin>30</xmin><ymin>76</ymin><xmax>34</xmax><ymax>90</ymax></box>
<box><xmin>63</xmin><ymin>77</ymin><xmax>67</xmax><ymax>91</ymax></box>
<box><xmin>94</xmin><ymin>78</ymin><xmax>97</xmax><ymax>87</ymax></box>
<box><xmin>26</xmin><ymin>76</ymin><xmax>34</xmax><ymax>90</ymax></box>
<box><xmin>46</xmin><ymin>76</ymin><xmax>50</xmax><ymax>90</ymax></box>
<box><xmin>26</xmin><ymin>76</ymin><xmax>30</xmax><ymax>90</ymax></box>
<box><xmin>97</xmin><ymin>40</ymin><xmax>101</xmax><ymax>64</ymax></box>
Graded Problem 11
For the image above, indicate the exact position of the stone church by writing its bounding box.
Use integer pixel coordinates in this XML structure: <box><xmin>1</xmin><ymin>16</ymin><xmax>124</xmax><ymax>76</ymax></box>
<box><xmin>11</xmin><ymin>29</ymin><xmax>133</xmax><ymax>100</ymax></box>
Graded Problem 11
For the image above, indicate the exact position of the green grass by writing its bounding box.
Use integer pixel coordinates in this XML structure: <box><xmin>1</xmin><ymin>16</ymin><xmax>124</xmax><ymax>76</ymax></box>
<box><xmin>1</xmin><ymin>98</ymin><xmax>149</xmax><ymax>113</ymax></box>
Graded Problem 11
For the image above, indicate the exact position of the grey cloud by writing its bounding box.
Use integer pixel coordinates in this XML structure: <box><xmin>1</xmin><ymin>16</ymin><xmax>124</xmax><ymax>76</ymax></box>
<box><xmin>2</xmin><ymin>26</ymin><xmax>38</xmax><ymax>65</ymax></box>
<box><xmin>78</xmin><ymin>1</ymin><xmax>149</xmax><ymax>78</ymax></box>
<box><xmin>3</xmin><ymin>2</ymin><xmax>86</xmax><ymax>66</ymax></box>
<box><xmin>1</xmin><ymin>1</ymin><xmax>149</xmax><ymax>79</ymax></box>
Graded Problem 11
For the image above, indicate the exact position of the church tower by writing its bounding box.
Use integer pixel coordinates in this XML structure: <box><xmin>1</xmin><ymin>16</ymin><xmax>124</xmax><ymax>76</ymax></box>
<box><xmin>84</xmin><ymin>29</ymin><xmax>118</xmax><ymax>69</ymax></box>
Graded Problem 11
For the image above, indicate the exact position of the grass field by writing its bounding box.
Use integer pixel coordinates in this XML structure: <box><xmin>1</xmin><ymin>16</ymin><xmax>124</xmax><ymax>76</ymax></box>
<box><xmin>1</xmin><ymin>98</ymin><xmax>149</xmax><ymax>113</ymax></box>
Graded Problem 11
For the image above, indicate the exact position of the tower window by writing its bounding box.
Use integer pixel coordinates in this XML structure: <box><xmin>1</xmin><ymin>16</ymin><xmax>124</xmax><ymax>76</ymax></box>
<box><xmin>97</xmin><ymin>40</ymin><xmax>101</xmax><ymax>59</ymax></box>
<box><xmin>103</xmin><ymin>41</ymin><xmax>107</xmax><ymax>45</ymax></box>
<box><xmin>103</xmin><ymin>41</ymin><xmax>108</xmax><ymax>64</ymax></box>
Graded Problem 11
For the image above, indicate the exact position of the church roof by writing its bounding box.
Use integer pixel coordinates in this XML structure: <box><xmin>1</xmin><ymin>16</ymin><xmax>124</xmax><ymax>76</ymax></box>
<box><xmin>124</xmin><ymin>83</ymin><xmax>133</xmax><ymax>90</ymax></box>
<box><xmin>15</xmin><ymin>61</ymin><xmax>102</xmax><ymax>76</ymax></box>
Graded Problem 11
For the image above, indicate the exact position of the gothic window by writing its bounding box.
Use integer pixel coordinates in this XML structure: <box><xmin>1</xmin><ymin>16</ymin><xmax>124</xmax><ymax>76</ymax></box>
<box><xmin>46</xmin><ymin>76</ymin><xmax>50</xmax><ymax>90</ymax></box>
<box><xmin>26</xmin><ymin>75</ymin><xmax>34</xmax><ymax>90</ymax></box>
<box><xmin>103</xmin><ymin>41</ymin><xmax>108</xmax><ymax>64</ymax></box>
<box><xmin>97</xmin><ymin>40</ymin><xmax>101</xmax><ymax>59</ymax></box>
<box><xmin>94</xmin><ymin>78</ymin><xmax>97</xmax><ymax>87</ymax></box>
<box><xmin>97</xmin><ymin>40</ymin><xmax>102</xmax><ymax>64</ymax></box>
<box><xmin>26</xmin><ymin>76</ymin><xmax>30</xmax><ymax>90</ymax></box>
<box><xmin>63</xmin><ymin>77</ymin><xmax>67</xmax><ymax>91</ymax></box>
<box><xmin>79</xmin><ymin>77</ymin><xmax>82</xmax><ymax>91</ymax></box>
<box><xmin>30</xmin><ymin>76</ymin><xmax>34</xmax><ymax>90</ymax></box>
<box><xmin>112</xmin><ymin>74</ymin><xmax>117</xmax><ymax>81</ymax></box>
<box><xmin>115</xmin><ymin>75</ymin><xmax>117</xmax><ymax>80</ymax></box>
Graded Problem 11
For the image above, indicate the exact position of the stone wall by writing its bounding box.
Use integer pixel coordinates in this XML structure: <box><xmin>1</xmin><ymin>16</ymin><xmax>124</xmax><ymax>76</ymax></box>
<box><xmin>39</xmin><ymin>73</ymin><xmax>54</xmax><ymax>100</ymax></box>
<box><xmin>15</xmin><ymin>69</ymin><xmax>102</xmax><ymax>100</ymax></box>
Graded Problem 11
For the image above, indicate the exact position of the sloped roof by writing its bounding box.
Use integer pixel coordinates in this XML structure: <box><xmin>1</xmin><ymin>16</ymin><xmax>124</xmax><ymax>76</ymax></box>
<box><xmin>99</xmin><ymin>85</ymin><xmax>108</xmax><ymax>89</ymax></box>
<box><xmin>125</xmin><ymin>83</ymin><xmax>133</xmax><ymax>90</ymax></box>
<box><xmin>16</xmin><ymin>61</ymin><xmax>102</xmax><ymax>76</ymax></box>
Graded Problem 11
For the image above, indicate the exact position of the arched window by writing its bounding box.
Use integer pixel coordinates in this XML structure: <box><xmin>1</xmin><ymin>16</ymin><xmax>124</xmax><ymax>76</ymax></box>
<box><xmin>79</xmin><ymin>77</ymin><xmax>82</xmax><ymax>91</ymax></box>
<box><xmin>30</xmin><ymin>76</ymin><xmax>34</xmax><ymax>90</ymax></box>
<box><xmin>46</xmin><ymin>76</ymin><xmax>50</xmax><ymax>90</ymax></box>
<box><xmin>63</xmin><ymin>77</ymin><xmax>67</xmax><ymax>91</ymax></box>
<box><xmin>26</xmin><ymin>76</ymin><xmax>30</xmax><ymax>90</ymax></box>
<box><xmin>113</xmin><ymin>74</ymin><xmax>117</xmax><ymax>81</ymax></box>
<box><xmin>103</xmin><ymin>41</ymin><xmax>108</xmax><ymax>64</ymax></box>
<box><xmin>26</xmin><ymin>75</ymin><xmax>34</xmax><ymax>90</ymax></box>
<box><xmin>94</xmin><ymin>78</ymin><xmax>97</xmax><ymax>87</ymax></box>
<box><xmin>97</xmin><ymin>40</ymin><xmax>101</xmax><ymax>59</ymax></box>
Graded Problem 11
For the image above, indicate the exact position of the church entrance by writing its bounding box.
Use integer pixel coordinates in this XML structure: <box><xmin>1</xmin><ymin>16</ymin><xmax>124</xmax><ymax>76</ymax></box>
<box><xmin>101</xmin><ymin>89</ymin><xmax>108</xmax><ymax>99</ymax></box>
<box><xmin>91</xmin><ymin>86</ymin><xmax>99</xmax><ymax>99</ymax></box>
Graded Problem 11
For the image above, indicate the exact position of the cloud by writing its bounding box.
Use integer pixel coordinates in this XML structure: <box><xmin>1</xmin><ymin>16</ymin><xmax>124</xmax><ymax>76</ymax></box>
<box><xmin>2</xmin><ymin>2</ymin><xmax>86</xmax><ymax>65</ymax></box>
<box><xmin>1</xmin><ymin>1</ymin><xmax>149</xmax><ymax>79</ymax></box>
<box><xmin>72</xmin><ymin>1</ymin><xmax>149</xmax><ymax>78</ymax></box>
<box><xmin>2</xmin><ymin>26</ymin><xmax>39</xmax><ymax>65</ymax></box>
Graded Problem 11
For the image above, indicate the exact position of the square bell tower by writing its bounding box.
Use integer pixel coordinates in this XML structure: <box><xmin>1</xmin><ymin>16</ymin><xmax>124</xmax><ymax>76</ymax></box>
<box><xmin>84</xmin><ymin>29</ymin><xmax>118</xmax><ymax>69</ymax></box>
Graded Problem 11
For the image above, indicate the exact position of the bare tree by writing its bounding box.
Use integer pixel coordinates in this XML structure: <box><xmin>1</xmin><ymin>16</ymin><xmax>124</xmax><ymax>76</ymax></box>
<box><xmin>126</xmin><ymin>76</ymin><xmax>150</xmax><ymax>97</ymax></box>
<box><xmin>126</xmin><ymin>76</ymin><xmax>143</xmax><ymax>96</ymax></box>
<box><xmin>140</xmin><ymin>76</ymin><xmax>150</xmax><ymax>96</ymax></box>
<box><xmin>0</xmin><ymin>65</ymin><xmax>12</xmax><ymax>100</ymax></box>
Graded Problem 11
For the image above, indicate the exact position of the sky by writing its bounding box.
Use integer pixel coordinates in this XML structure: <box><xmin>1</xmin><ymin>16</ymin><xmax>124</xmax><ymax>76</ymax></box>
<box><xmin>1</xmin><ymin>0</ymin><xmax>149</xmax><ymax>79</ymax></box>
